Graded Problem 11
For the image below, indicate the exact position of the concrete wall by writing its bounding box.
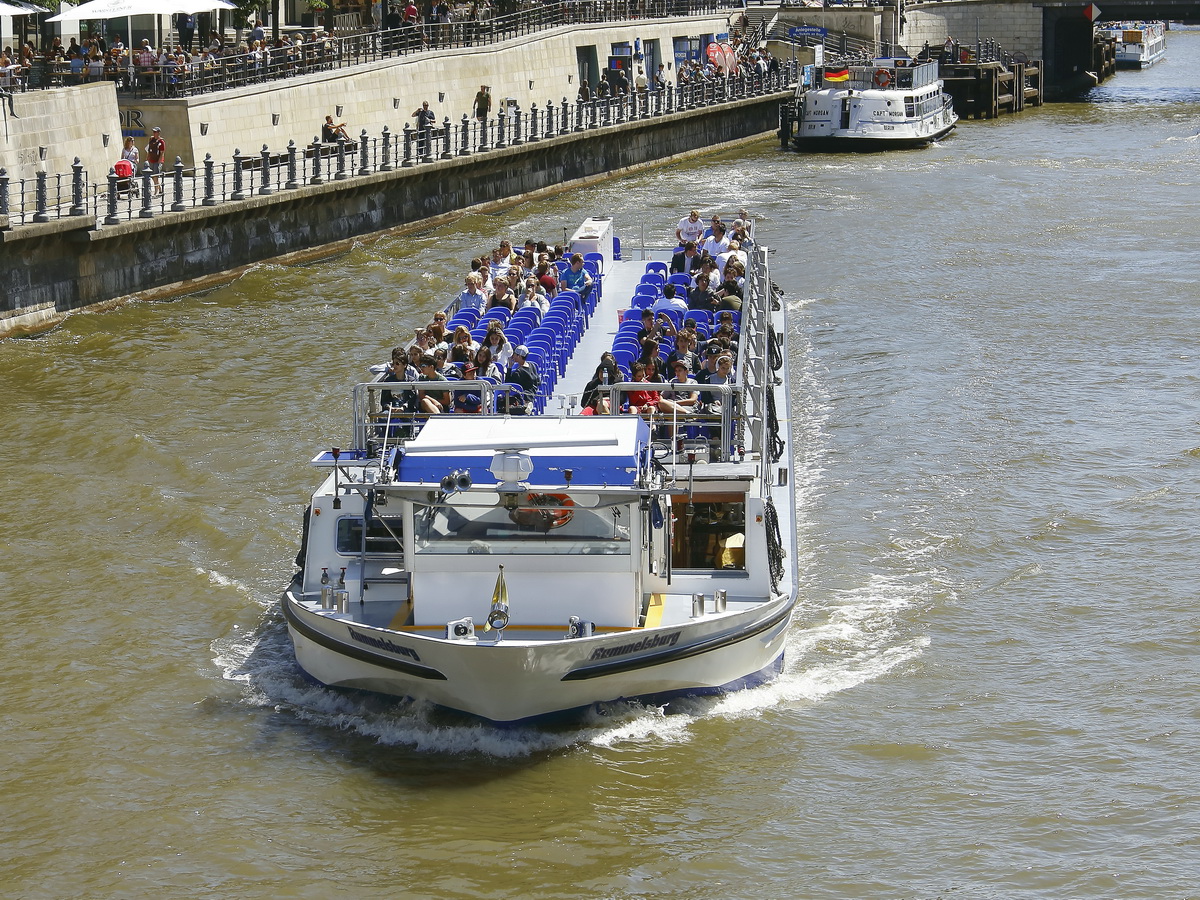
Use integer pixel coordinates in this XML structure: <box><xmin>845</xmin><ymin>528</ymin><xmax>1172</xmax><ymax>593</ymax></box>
<box><xmin>116</xmin><ymin>16</ymin><xmax>733</xmax><ymax>169</ymax></box>
<box><xmin>903</xmin><ymin>0</ymin><xmax>1044</xmax><ymax>58</ymax></box>
<box><xmin>0</xmin><ymin>82</ymin><xmax>124</xmax><ymax>182</ymax></box>
<box><xmin>0</xmin><ymin>93</ymin><xmax>785</xmax><ymax>336</ymax></box>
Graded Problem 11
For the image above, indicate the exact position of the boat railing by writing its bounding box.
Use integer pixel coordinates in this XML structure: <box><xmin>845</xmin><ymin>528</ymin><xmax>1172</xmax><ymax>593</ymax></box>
<box><xmin>350</xmin><ymin>378</ymin><xmax>522</xmax><ymax>449</ymax></box>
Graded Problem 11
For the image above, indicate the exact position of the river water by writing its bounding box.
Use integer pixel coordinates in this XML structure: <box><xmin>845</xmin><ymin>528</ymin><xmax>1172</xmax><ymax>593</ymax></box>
<box><xmin>3</xmin><ymin>33</ymin><xmax>1199</xmax><ymax>899</ymax></box>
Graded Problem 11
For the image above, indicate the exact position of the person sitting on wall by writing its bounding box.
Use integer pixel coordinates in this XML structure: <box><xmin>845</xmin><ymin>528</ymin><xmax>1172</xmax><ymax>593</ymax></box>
<box><xmin>322</xmin><ymin>114</ymin><xmax>349</xmax><ymax>143</ymax></box>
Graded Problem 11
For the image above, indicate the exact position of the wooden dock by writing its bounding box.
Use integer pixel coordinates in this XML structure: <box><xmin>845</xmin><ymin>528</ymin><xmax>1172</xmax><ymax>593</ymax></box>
<box><xmin>940</xmin><ymin>59</ymin><xmax>1045</xmax><ymax>120</ymax></box>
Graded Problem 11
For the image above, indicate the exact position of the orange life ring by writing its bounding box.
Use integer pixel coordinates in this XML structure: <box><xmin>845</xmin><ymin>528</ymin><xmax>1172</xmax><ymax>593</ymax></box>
<box><xmin>509</xmin><ymin>492</ymin><xmax>575</xmax><ymax>530</ymax></box>
<box><xmin>873</xmin><ymin>68</ymin><xmax>892</xmax><ymax>88</ymax></box>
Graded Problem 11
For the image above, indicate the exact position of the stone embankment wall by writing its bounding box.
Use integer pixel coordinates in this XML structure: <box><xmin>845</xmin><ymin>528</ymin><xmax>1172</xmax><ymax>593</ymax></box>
<box><xmin>0</xmin><ymin>94</ymin><xmax>784</xmax><ymax>336</ymax></box>
<box><xmin>0</xmin><ymin>82</ymin><xmax>123</xmax><ymax>182</ymax></box>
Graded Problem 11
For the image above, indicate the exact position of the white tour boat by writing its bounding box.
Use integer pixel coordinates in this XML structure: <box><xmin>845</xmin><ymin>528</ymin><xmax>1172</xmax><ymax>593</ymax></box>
<box><xmin>1100</xmin><ymin>21</ymin><xmax>1167</xmax><ymax>68</ymax></box>
<box><xmin>281</xmin><ymin>217</ymin><xmax>798</xmax><ymax>724</ymax></box>
<box><xmin>793</xmin><ymin>58</ymin><xmax>958</xmax><ymax>151</ymax></box>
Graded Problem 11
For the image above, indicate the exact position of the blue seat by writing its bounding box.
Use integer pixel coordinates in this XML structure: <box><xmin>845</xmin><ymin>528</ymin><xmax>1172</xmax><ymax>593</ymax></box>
<box><xmin>668</xmin><ymin>273</ymin><xmax>692</xmax><ymax>289</ymax></box>
<box><xmin>584</xmin><ymin>251</ymin><xmax>605</xmax><ymax>274</ymax></box>
<box><xmin>622</xmin><ymin>308</ymin><xmax>643</xmax><ymax>322</ymax></box>
<box><xmin>645</xmin><ymin>261</ymin><xmax>668</xmax><ymax>277</ymax></box>
<box><xmin>641</xmin><ymin>272</ymin><xmax>665</xmax><ymax>288</ymax></box>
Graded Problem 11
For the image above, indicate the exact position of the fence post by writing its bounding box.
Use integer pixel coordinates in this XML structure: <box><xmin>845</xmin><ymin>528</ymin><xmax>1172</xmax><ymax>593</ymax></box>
<box><xmin>139</xmin><ymin>165</ymin><xmax>154</xmax><ymax>217</ymax></box>
<box><xmin>459</xmin><ymin>115</ymin><xmax>471</xmax><ymax>155</ymax></box>
<box><xmin>203</xmin><ymin>153</ymin><xmax>217</xmax><ymax>205</ymax></box>
<box><xmin>588</xmin><ymin>98</ymin><xmax>597</xmax><ymax>129</ymax></box>
<box><xmin>529</xmin><ymin>103</ymin><xmax>539</xmax><ymax>142</ymax></box>
<box><xmin>33</xmin><ymin>171</ymin><xmax>49</xmax><ymax>223</ymax></box>
<box><xmin>402</xmin><ymin>123</ymin><xmax>414</xmax><ymax>166</ymax></box>
<box><xmin>512</xmin><ymin>106</ymin><xmax>523</xmax><ymax>145</ymax></box>
<box><xmin>285</xmin><ymin>140</ymin><xmax>300</xmax><ymax>188</ymax></box>
<box><xmin>0</xmin><ymin>168</ymin><xmax>7</xmax><ymax>219</ymax></box>
<box><xmin>256</xmin><ymin>146</ymin><xmax>272</xmax><ymax>196</ymax></box>
<box><xmin>68</xmin><ymin>157</ymin><xmax>86</xmax><ymax>216</ymax></box>
<box><xmin>309</xmin><ymin>136</ymin><xmax>324</xmax><ymax>183</ymax></box>
<box><xmin>441</xmin><ymin>117</ymin><xmax>453</xmax><ymax>158</ymax></box>
<box><xmin>667</xmin><ymin>84</ymin><xmax>675</xmax><ymax>114</ymax></box>
<box><xmin>381</xmin><ymin>127</ymin><xmax>394</xmax><ymax>170</ymax></box>
<box><xmin>477</xmin><ymin>116</ymin><xmax>489</xmax><ymax>153</ymax></box>
<box><xmin>231</xmin><ymin>149</ymin><xmax>246</xmax><ymax>200</ymax></box>
<box><xmin>335</xmin><ymin>135</ymin><xmax>348</xmax><ymax>179</ymax></box>
<box><xmin>105</xmin><ymin>168</ymin><xmax>120</xmax><ymax>225</ymax></box>
<box><xmin>496</xmin><ymin>109</ymin><xmax>507</xmax><ymax>149</ymax></box>
<box><xmin>420</xmin><ymin>119</ymin><xmax>433</xmax><ymax>162</ymax></box>
<box><xmin>359</xmin><ymin>129</ymin><xmax>371</xmax><ymax>175</ymax></box>
<box><xmin>172</xmin><ymin>155</ymin><xmax>187</xmax><ymax>209</ymax></box>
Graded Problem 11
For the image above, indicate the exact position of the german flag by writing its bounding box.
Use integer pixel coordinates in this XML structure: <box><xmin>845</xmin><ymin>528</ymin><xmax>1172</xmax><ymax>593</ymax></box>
<box><xmin>824</xmin><ymin>66</ymin><xmax>850</xmax><ymax>82</ymax></box>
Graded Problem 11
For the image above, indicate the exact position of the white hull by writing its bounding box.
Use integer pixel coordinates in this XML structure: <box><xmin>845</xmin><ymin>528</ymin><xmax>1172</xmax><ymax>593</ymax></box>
<box><xmin>1104</xmin><ymin>22</ymin><xmax>1167</xmax><ymax>68</ymax></box>
<box><xmin>284</xmin><ymin>582</ymin><xmax>792</xmax><ymax>723</ymax></box>
<box><xmin>793</xmin><ymin>59</ymin><xmax>958</xmax><ymax>151</ymax></box>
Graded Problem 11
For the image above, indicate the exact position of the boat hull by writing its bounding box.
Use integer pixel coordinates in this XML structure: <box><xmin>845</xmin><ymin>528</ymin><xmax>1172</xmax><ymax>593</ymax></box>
<box><xmin>793</xmin><ymin>120</ymin><xmax>956</xmax><ymax>152</ymax></box>
<box><xmin>282</xmin><ymin>580</ymin><xmax>795</xmax><ymax>724</ymax></box>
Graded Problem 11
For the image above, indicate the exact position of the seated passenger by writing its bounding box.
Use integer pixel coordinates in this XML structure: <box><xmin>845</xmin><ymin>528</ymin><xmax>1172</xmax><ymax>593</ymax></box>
<box><xmin>671</xmin><ymin>240</ymin><xmax>702</xmax><ymax>274</ymax></box>
<box><xmin>473</xmin><ymin>345</ymin><xmax>502</xmax><ymax>381</ymax></box>
<box><xmin>502</xmin><ymin>345</ymin><xmax>540</xmax><ymax>415</ymax></box>
<box><xmin>687</xmin><ymin>273</ymin><xmax>719</xmax><ymax>312</ymax></box>
<box><xmin>581</xmin><ymin>358</ymin><xmax>621</xmax><ymax>415</ymax></box>
<box><xmin>651</xmin><ymin>283</ymin><xmax>688</xmax><ymax>317</ymax></box>
<box><xmin>663</xmin><ymin>359</ymin><xmax>700</xmax><ymax>409</ymax></box>
<box><xmin>457</xmin><ymin>272</ymin><xmax>487</xmax><ymax>311</ymax></box>
<box><xmin>482</xmin><ymin>327</ymin><xmax>511</xmax><ymax>368</ymax></box>
<box><xmin>416</xmin><ymin>354</ymin><xmax>449</xmax><ymax>414</ymax></box>
<box><xmin>559</xmin><ymin>252</ymin><xmax>593</xmax><ymax>300</ymax></box>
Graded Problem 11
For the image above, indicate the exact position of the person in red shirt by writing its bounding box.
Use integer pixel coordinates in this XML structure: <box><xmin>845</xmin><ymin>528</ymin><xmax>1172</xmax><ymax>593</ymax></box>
<box><xmin>145</xmin><ymin>125</ymin><xmax>165</xmax><ymax>196</ymax></box>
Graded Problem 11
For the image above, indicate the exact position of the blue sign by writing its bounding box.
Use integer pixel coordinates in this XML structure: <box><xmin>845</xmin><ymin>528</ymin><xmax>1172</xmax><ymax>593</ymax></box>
<box><xmin>789</xmin><ymin>26</ymin><xmax>828</xmax><ymax>39</ymax></box>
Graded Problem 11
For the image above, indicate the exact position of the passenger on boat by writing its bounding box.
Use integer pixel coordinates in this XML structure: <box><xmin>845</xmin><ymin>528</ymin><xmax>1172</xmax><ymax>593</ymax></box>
<box><xmin>670</xmin><ymin>240</ymin><xmax>703</xmax><ymax>275</ymax></box>
<box><xmin>581</xmin><ymin>357</ymin><xmax>621</xmax><ymax>415</ymax></box>
<box><xmin>652</xmin><ymin>283</ymin><xmax>689</xmax><ymax>317</ymax></box>
<box><xmin>676</xmin><ymin>210</ymin><xmax>705</xmax><ymax>246</ymax></box>
<box><xmin>483</xmin><ymin>327</ymin><xmax>512</xmax><ymax>368</ymax></box>
<box><xmin>427</xmin><ymin>311</ymin><xmax>449</xmax><ymax>344</ymax></box>
<box><xmin>381</xmin><ymin>347</ymin><xmax>419</xmax><ymax>412</ymax></box>
<box><xmin>626</xmin><ymin>362</ymin><xmax>693</xmax><ymax>417</ymax></box>
<box><xmin>663</xmin><ymin>359</ymin><xmax>700</xmax><ymax>408</ymax></box>
<box><xmin>519</xmin><ymin>278</ymin><xmax>549</xmax><ymax>315</ymax></box>
<box><xmin>473</xmin><ymin>345</ymin><xmax>502</xmax><ymax>381</ymax></box>
<box><xmin>559</xmin><ymin>253</ymin><xmax>593</xmax><ymax>300</ymax></box>
<box><xmin>416</xmin><ymin>355</ymin><xmax>450</xmax><ymax>414</ymax></box>
<box><xmin>457</xmin><ymin>273</ymin><xmax>488</xmax><ymax>311</ymax></box>
<box><xmin>488</xmin><ymin>283</ymin><xmax>517</xmax><ymax>314</ymax></box>
<box><xmin>451</xmin><ymin>325</ymin><xmax>479</xmax><ymax>356</ymax></box>
<box><xmin>716</xmin><ymin>280</ymin><xmax>743</xmax><ymax>312</ymax></box>
<box><xmin>699</xmin><ymin>355</ymin><xmax>735</xmax><ymax>413</ymax></box>
<box><xmin>667</xmin><ymin>331</ymin><xmax>699</xmax><ymax>375</ymax></box>
<box><xmin>701</xmin><ymin>215</ymin><xmax>723</xmax><ymax>240</ymax></box>
<box><xmin>535</xmin><ymin>262</ymin><xmax>559</xmax><ymax>297</ymax></box>
<box><xmin>715</xmin><ymin>241</ymin><xmax>746</xmax><ymax>282</ymax></box>
<box><xmin>700</xmin><ymin>222</ymin><xmax>730</xmax><ymax>258</ymax></box>
<box><xmin>502</xmin><ymin>345</ymin><xmax>540</xmax><ymax>415</ymax></box>
<box><xmin>434</xmin><ymin>347</ymin><xmax>459</xmax><ymax>379</ymax></box>
<box><xmin>687</xmin><ymin>273</ymin><xmax>719</xmax><ymax>313</ymax></box>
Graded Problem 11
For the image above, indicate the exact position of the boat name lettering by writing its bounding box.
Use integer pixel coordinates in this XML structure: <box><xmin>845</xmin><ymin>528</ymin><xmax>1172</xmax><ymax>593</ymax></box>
<box><xmin>589</xmin><ymin>631</ymin><xmax>681</xmax><ymax>660</ymax></box>
<box><xmin>348</xmin><ymin>627</ymin><xmax>422</xmax><ymax>661</ymax></box>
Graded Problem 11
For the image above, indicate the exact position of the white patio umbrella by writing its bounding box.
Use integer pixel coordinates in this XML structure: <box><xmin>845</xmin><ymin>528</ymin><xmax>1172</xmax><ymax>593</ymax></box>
<box><xmin>0</xmin><ymin>1</ymin><xmax>46</xmax><ymax>15</ymax></box>
<box><xmin>47</xmin><ymin>0</ymin><xmax>234</xmax><ymax>22</ymax></box>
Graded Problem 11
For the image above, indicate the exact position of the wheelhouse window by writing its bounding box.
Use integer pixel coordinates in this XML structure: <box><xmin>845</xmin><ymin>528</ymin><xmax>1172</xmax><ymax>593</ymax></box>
<box><xmin>336</xmin><ymin>517</ymin><xmax>404</xmax><ymax>556</ymax></box>
<box><xmin>671</xmin><ymin>493</ymin><xmax>747</xmax><ymax>571</ymax></box>
<box><xmin>413</xmin><ymin>493</ymin><xmax>632</xmax><ymax>556</ymax></box>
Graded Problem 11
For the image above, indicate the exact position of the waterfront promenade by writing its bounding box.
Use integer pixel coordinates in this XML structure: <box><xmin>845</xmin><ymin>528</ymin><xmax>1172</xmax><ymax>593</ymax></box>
<box><xmin>0</xmin><ymin>64</ymin><xmax>794</xmax><ymax>336</ymax></box>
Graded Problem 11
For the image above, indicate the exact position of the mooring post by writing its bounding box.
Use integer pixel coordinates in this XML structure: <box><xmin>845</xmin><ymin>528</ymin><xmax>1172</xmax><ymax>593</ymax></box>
<box><xmin>441</xmin><ymin>117</ymin><xmax>453</xmax><ymax>158</ymax></box>
<box><xmin>285</xmin><ymin>140</ymin><xmax>299</xmax><ymax>188</ymax></box>
<box><xmin>231</xmin><ymin>149</ymin><xmax>246</xmax><ymax>200</ymax></box>
<box><xmin>381</xmin><ymin>127</ymin><xmax>394</xmax><ymax>170</ymax></box>
<box><xmin>402</xmin><ymin>124</ymin><xmax>414</xmax><ymax>166</ymax></box>
<box><xmin>258</xmin><ymin>146</ymin><xmax>272</xmax><ymax>196</ymax></box>
<box><xmin>104</xmin><ymin>168</ymin><xmax>120</xmax><ymax>225</ymax></box>
<box><xmin>173</xmin><ymin>155</ymin><xmax>188</xmax><ymax>208</ymax></box>
<box><xmin>203</xmin><ymin>153</ymin><xmax>217</xmax><ymax>204</ymax></box>
<box><xmin>335</xmin><ymin>135</ymin><xmax>348</xmax><ymax>179</ymax></box>
<box><xmin>310</xmin><ymin>137</ymin><xmax>325</xmax><ymax>184</ymax></box>
<box><xmin>359</xmin><ymin>128</ymin><xmax>371</xmax><ymax>175</ymax></box>
<box><xmin>139</xmin><ymin>165</ymin><xmax>154</xmax><ymax>217</ymax></box>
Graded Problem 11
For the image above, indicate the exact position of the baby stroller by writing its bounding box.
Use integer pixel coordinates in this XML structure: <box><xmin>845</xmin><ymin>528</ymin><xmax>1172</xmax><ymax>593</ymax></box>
<box><xmin>113</xmin><ymin>159</ymin><xmax>140</xmax><ymax>198</ymax></box>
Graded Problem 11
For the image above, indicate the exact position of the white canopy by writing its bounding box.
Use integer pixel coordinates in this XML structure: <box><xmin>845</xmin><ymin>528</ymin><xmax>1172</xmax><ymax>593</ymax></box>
<box><xmin>0</xmin><ymin>1</ymin><xmax>46</xmax><ymax>14</ymax></box>
<box><xmin>47</xmin><ymin>0</ymin><xmax>234</xmax><ymax>22</ymax></box>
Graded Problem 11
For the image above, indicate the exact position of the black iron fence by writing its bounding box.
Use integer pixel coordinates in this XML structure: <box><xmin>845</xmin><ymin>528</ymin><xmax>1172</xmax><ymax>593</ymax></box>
<box><xmin>11</xmin><ymin>0</ymin><xmax>746</xmax><ymax>99</ymax></box>
<box><xmin>0</xmin><ymin>62</ymin><xmax>794</xmax><ymax>229</ymax></box>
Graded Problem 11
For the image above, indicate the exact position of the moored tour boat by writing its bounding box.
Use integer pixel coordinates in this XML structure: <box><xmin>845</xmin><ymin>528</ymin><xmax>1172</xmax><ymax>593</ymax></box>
<box><xmin>792</xmin><ymin>58</ymin><xmax>958</xmax><ymax>151</ymax></box>
<box><xmin>1099</xmin><ymin>21</ymin><xmax>1167</xmax><ymax>69</ymax></box>
<box><xmin>281</xmin><ymin>216</ymin><xmax>798</xmax><ymax>725</ymax></box>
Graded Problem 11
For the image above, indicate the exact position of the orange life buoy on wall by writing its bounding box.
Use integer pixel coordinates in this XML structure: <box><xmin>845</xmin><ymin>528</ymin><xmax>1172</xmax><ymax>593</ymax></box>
<box><xmin>509</xmin><ymin>493</ymin><xmax>575</xmax><ymax>530</ymax></box>
<box><xmin>873</xmin><ymin>68</ymin><xmax>892</xmax><ymax>88</ymax></box>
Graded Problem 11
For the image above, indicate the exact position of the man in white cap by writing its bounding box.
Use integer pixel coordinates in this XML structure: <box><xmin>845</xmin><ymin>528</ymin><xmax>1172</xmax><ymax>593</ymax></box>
<box><xmin>503</xmin><ymin>345</ymin><xmax>540</xmax><ymax>414</ymax></box>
